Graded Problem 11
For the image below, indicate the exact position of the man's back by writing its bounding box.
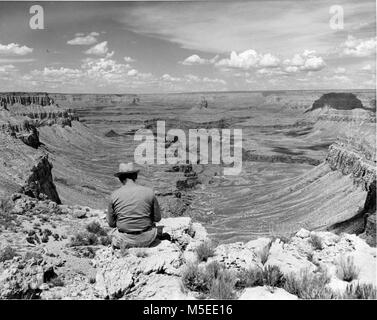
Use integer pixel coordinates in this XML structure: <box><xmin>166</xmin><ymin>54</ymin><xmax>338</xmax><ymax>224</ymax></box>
<box><xmin>110</xmin><ymin>181</ymin><xmax>157</xmax><ymax>233</ymax></box>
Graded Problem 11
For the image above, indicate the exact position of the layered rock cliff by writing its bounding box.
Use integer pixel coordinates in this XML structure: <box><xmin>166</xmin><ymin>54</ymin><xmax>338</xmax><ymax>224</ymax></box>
<box><xmin>325</xmin><ymin>142</ymin><xmax>376</xmax><ymax>245</ymax></box>
<box><xmin>0</xmin><ymin>93</ymin><xmax>79</xmax><ymax>203</ymax></box>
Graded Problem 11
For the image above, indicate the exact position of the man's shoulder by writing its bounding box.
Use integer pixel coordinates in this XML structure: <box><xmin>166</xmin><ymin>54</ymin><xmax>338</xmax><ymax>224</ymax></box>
<box><xmin>110</xmin><ymin>186</ymin><xmax>125</xmax><ymax>199</ymax></box>
<box><xmin>136</xmin><ymin>184</ymin><xmax>155</xmax><ymax>196</ymax></box>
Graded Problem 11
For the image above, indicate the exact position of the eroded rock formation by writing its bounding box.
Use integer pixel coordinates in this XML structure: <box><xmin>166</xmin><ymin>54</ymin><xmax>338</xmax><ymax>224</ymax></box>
<box><xmin>20</xmin><ymin>155</ymin><xmax>61</xmax><ymax>204</ymax></box>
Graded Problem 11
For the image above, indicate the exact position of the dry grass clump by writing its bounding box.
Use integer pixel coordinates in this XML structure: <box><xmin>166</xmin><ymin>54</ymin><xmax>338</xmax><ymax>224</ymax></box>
<box><xmin>309</xmin><ymin>234</ymin><xmax>324</xmax><ymax>251</ymax></box>
<box><xmin>342</xmin><ymin>283</ymin><xmax>377</xmax><ymax>299</ymax></box>
<box><xmin>181</xmin><ymin>261</ymin><xmax>236</xmax><ymax>299</ymax></box>
<box><xmin>237</xmin><ymin>265</ymin><xmax>285</xmax><ymax>289</ymax></box>
<box><xmin>0</xmin><ymin>245</ymin><xmax>18</xmax><ymax>262</ymax></box>
<box><xmin>236</xmin><ymin>267</ymin><xmax>264</xmax><ymax>288</ymax></box>
<box><xmin>263</xmin><ymin>265</ymin><xmax>285</xmax><ymax>288</ymax></box>
<box><xmin>195</xmin><ymin>241</ymin><xmax>215</xmax><ymax>262</ymax></box>
<box><xmin>284</xmin><ymin>269</ymin><xmax>333</xmax><ymax>299</ymax></box>
<box><xmin>257</xmin><ymin>243</ymin><xmax>271</xmax><ymax>265</ymax></box>
<box><xmin>182</xmin><ymin>263</ymin><xmax>211</xmax><ymax>293</ymax></box>
<box><xmin>336</xmin><ymin>256</ymin><xmax>360</xmax><ymax>282</ymax></box>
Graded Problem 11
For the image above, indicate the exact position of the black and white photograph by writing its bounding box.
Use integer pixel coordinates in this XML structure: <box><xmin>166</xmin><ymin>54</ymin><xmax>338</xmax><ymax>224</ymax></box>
<box><xmin>0</xmin><ymin>0</ymin><xmax>376</xmax><ymax>306</ymax></box>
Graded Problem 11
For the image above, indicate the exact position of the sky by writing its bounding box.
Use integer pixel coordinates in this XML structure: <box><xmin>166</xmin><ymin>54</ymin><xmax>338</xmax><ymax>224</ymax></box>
<box><xmin>0</xmin><ymin>0</ymin><xmax>375</xmax><ymax>93</ymax></box>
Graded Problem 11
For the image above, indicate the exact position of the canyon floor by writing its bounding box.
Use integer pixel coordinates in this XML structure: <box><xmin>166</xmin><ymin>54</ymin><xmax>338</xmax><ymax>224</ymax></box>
<box><xmin>0</xmin><ymin>90</ymin><xmax>375</xmax><ymax>299</ymax></box>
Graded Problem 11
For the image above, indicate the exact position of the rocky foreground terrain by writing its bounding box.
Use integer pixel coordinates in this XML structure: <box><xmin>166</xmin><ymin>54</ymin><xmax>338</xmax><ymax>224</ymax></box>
<box><xmin>0</xmin><ymin>92</ymin><xmax>376</xmax><ymax>299</ymax></box>
<box><xmin>0</xmin><ymin>197</ymin><xmax>376</xmax><ymax>299</ymax></box>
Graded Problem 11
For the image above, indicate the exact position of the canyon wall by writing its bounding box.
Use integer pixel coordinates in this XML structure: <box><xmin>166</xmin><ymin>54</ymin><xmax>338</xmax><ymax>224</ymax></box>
<box><xmin>0</xmin><ymin>93</ymin><xmax>79</xmax><ymax>203</ymax></box>
<box><xmin>325</xmin><ymin>142</ymin><xmax>376</xmax><ymax>245</ymax></box>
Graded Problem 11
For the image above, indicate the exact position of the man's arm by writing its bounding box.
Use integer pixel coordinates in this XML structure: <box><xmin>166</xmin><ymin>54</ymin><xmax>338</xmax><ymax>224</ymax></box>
<box><xmin>152</xmin><ymin>196</ymin><xmax>162</xmax><ymax>222</ymax></box>
<box><xmin>107</xmin><ymin>201</ymin><xmax>117</xmax><ymax>228</ymax></box>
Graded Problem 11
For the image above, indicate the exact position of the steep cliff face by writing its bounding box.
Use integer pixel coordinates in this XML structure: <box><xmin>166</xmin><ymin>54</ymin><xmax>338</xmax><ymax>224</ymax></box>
<box><xmin>326</xmin><ymin>142</ymin><xmax>376</xmax><ymax>245</ymax></box>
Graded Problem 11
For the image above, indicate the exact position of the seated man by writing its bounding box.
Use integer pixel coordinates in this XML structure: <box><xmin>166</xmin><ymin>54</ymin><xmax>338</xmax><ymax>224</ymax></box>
<box><xmin>107</xmin><ymin>163</ymin><xmax>162</xmax><ymax>249</ymax></box>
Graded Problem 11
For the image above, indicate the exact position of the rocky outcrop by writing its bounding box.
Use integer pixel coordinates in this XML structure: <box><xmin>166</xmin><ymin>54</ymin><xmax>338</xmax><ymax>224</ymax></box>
<box><xmin>0</xmin><ymin>256</ymin><xmax>56</xmax><ymax>299</ymax></box>
<box><xmin>93</xmin><ymin>217</ymin><xmax>207</xmax><ymax>299</ymax></box>
<box><xmin>20</xmin><ymin>155</ymin><xmax>61</xmax><ymax>204</ymax></box>
<box><xmin>92</xmin><ymin>217</ymin><xmax>376</xmax><ymax>300</ymax></box>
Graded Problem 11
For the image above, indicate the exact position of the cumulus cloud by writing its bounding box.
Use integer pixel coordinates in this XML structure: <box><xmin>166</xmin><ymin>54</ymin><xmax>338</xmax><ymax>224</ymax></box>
<box><xmin>161</xmin><ymin>74</ymin><xmax>181</xmax><ymax>82</ymax></box>
<box><xmin>124</xmin><ymin>56</ymin><xmax>135</xmax><ymax>62</ymax></box>
<box><xmin>180</xmin><ymin>54</ymin><xmax>219</xmax><ymax>65</ymax></box>
<box><xmin>341</xmin><ymin>35</ymin><xmax>376</xmax><ymax>57</ymax></box>
<box><xmin>215</xmin><ymin>50</ymin><xmax>280</xmax><ymax>70</ymax></box>
<box><xmin>84</xmin><ymin>41</ymin><xmax>112</xmax><ymax>56</ymax></box>
<box><xmin>258</xmin><ymin>53</ymin><xmax>280</xmax><ymax>68</ymax></box>
<box><xmin>283</xmin><ymin>50</ymin><xmax>326</xmax><ymax>72</ymax></box>
<box><xmin>127</xmin><ymin>69</ymin><xmax>138</xmax><ymax>76</ymax></box>
<box><xmin>67</xmin><ymin>32</ymin><xmax>99</xmax><ymax>45</ymax></box>
<box><xmin>0</xmin><ymin>43</ymin><xmax>33</xmax><ymax>56</ymax></box>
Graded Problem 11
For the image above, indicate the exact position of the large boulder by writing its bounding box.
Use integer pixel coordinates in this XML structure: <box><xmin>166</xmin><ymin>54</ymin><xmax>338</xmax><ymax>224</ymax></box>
<box><xmin>93</xmin><ymin>240</ymin><xmax>185</xmax><ymax>299</ymax></box>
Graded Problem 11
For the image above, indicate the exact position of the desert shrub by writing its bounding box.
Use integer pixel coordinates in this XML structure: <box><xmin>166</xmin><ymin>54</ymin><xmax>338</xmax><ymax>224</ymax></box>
<box><xmin>182</xmin><ymin>263</ymin><xmax>210</xmax><ymax>293</ymax></box>
<box><xmin>70</xmin><ymin>231</ymin><xmax>98</xmax><ymax>247</ymax></box>
<box><xmin>195</xmin><ymin>241</ymin><xmax>215</xmax><ymax>262</ymax></box>
<box><xmin>257</xmin><ymin>243</ymin><xmax>271</xmax><ymax>265</ymax></box>
<box><xmin>336</xmin><ymin>256</ymin><xmax>359</xmax><ymax>282</ymax></box>
<box><xmin>209</xmin><ymin>271</ymin><xmax>236</xmax><ymax>300</ymax></box>
<box><xmin>182</xmin><ymin>261</ymin><xmax>236</xmax><ymax>299</ymax></box>
<box><xmin>262</xmin><ymin>265</ymin><xmax>285</xmax><ymax>288</ymax></box>
<box><xmin>342</xmin><ymin>283</ymin><xmax>377</xmax><ymax>299</ymax></box>
<box><xmin>204</xmin><ymin>261</ymin><xmax>223</xmax><ymax>282</ymax></box>
<box><xmin>284</xmin><ymin>269</ymin><xmax>333</xmax><ymax>299</ymax></box>
<box><xmin>236</xmin><ymin>267</ymin><xmax>264</xmax><ymax>288</ymax></box>
<box><xmin>86</xmin><ymin>221</ymin><xmax>107</xmax><ymax>236</ymax></box>
<box><xmin>0</xmin><ymin>246</ymin><xmax>18</xmax><ymax>262</ymax></box>
<box><xmin>309</xmin><ymin>234</ymin><xmax>323</xmax><ymax>250</ymax></box>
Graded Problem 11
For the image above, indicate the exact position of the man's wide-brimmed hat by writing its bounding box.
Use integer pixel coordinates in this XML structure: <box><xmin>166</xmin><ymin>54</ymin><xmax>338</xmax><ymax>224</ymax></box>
<box><xmin>114</xmin><ymin>162</ymin><xmax>140</xmax><ymax>177</ymax></box>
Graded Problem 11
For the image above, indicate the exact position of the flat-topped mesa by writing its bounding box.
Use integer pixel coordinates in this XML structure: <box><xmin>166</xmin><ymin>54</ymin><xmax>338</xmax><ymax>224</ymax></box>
<box><xmin>9</xmin><ymin>105</ymin><xmax>79</xmax><ymax>127</ymax></box>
